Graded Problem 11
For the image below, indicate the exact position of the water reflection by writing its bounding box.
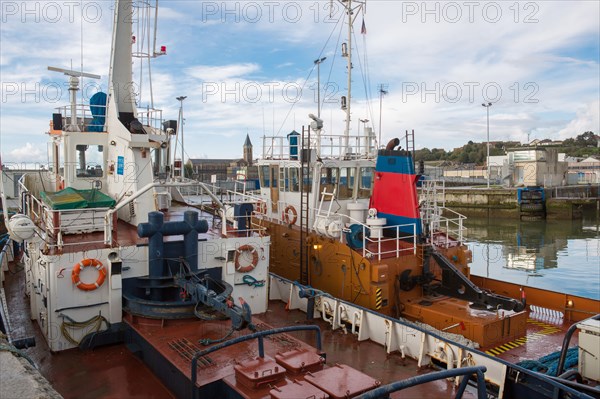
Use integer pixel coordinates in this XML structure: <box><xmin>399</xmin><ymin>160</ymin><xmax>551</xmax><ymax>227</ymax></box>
<box><xmin>465</xmin><ymin>210</ymin><xmax>600</xmax><ymax>300</ymax></box>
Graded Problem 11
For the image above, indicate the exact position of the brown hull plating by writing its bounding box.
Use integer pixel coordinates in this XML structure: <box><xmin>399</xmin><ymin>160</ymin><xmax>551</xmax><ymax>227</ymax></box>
<box><xmin>258</xmin><ymin>218</ymin><xmax>591</xmax><ymax>348</ymax></box>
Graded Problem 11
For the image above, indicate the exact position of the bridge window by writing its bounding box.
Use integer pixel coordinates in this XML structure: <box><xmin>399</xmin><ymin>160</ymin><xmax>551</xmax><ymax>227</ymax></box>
<box><xmin>259</xmin><ymin>165</ymin><xmax>270</xmax><ymax>187</ymax></box>
<box><xmin>288</xmin><ymin>167</ymin><xmax>300</xmax><ymax>192</ymax></box>
<box><xmin>338</xmin><ymin>167</ymin><xmax>354</xmax><ymax>199</ymax></box>
<box><xmin>319</xmin><ymin>167</ymin><xmax>338</xmax><ymax>200</ymax></box>
<box><xmin>358</xmin><ymin>167</ymin><xmax>374</xmax><ymax>199</ymax></box>
<box><xmin>76</xmin><ymin>144</ymin><xmax>104</xmax><ymax>178</ymax></box>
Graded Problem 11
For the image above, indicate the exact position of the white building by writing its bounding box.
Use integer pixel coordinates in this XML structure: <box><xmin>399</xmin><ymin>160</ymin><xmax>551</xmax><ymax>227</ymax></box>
<box><xmin>567</xmin><ymin>156</ymin><xmax>600</xmax><ymax>184</ymax></box>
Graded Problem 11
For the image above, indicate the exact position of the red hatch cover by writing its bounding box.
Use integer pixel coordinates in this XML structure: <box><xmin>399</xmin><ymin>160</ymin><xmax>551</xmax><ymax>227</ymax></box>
<box><xmin>275</xmin><ymin>348</ymin><xmax>325</xmax><ymax>374</ymax></box>
<box><xmin>233</xmin><ymin>356</ymin><xmax>286</xmax><ymax>389</ymax></box>
<box><xmin>269</xmin><ymin>379</ymin><xmax>329</xmax><ymax>399</ymax></box>
<box><xmin>304</xmin><ymin>364</ymin><xmax>380</xmax><ymax>399</ymax></box>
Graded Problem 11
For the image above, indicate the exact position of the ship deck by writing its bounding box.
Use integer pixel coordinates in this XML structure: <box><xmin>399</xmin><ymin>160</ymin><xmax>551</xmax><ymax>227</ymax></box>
<box><xmin>4</xmin><ymin>261</ymin><xmax>480</xmax><ymax>398</ymax></box>
<box><xmin>2</xmin><ymin>257</ymin><xmax>592</xmax><ymax>399</ymax></box>
<box><xmin>48</xmin><ymin>204</ymin><xmax>255</xmax><ymax>255</ymax></box>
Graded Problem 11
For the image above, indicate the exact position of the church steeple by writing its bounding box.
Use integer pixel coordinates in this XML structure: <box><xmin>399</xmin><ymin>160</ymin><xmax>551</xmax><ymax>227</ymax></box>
<box><xmin>243</xmin><ymin>134</ymin><xmax>253</xmax><ymax>166</ymax></box>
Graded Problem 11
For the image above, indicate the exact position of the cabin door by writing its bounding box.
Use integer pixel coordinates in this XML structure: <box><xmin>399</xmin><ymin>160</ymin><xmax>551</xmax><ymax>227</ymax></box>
<box><xmin>270</xmin><ymin>165</ymin><xmax>279</xmax><ymax>212</ymax></box>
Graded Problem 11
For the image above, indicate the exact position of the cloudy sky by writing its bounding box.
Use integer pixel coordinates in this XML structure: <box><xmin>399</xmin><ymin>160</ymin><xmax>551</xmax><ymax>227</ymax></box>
<box><xmin>1</xmin><ymin>0</ymin><xmax>598</xmax><ymax>165</ymax></box>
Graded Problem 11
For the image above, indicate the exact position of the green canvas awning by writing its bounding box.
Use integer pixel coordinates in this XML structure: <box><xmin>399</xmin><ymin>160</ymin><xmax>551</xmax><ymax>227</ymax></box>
<box><xmin>41</xmin><ymin>188</ymin><xmax>115</xmax><ymax>210</ymax></box>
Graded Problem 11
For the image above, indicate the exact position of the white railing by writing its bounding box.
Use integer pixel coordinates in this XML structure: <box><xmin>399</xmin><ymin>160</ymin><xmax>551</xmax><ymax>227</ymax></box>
<box><xmin>419</xmin><ymin>179</ymin><xmax>467</xmax><ymax>248</ymax></box>
<box><xmin>54</xmin><ymin>103</ymin><xmax>108</xmax><ymax>132</ymax></box>
<box><xmin>44</xmin><ymin>207</ymin><xmax>109</xmax><ymax>249</ymax></box>
<box><xmin>429</xmin><ymin>207</ymin><xmax>467</xmax><ymax>248</ymax></box>
<box><xmin>19</xmin><ymin>182</ymin><xmax>110</xmax><ymax>251</ymax></box>
<box><xmin>137</xmin><ymin>107</ymin><xmax>163</xmax><ymax>131</ymax></box>
<box><xmin>361</xmin><ymin>223</ymin><xmax>418</xmax><ymax>261</ymax></box>
<box><xmin>54</xmin><ymin>104</ymin><xmax>164</xmax><ymax>132</ymax></box>
<box><xmin>262</xmin><ymin>134</ymin><xmax>376</xmax><ymax>160</ymax></box>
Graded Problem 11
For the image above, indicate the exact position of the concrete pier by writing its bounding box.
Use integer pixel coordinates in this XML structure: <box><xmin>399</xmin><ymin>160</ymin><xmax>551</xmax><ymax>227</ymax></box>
<box><xmin>0</xmin><ymin>336</ymin><xmax>63</xmax><ymax>399</ymax></box>
<box><xmin>437</xmin><ymin>186</ymin><xmax>599</xmax><ymax>219</ymax></box>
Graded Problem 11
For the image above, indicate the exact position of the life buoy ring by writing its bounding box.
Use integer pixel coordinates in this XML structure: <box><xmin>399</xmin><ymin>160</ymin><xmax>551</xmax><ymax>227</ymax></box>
<box><xmin>255</xmin><ymin>201</ymin><xmax>267</xmax><ymax>214</ymax></box>
<box><xmin>235</xmin><ymin>245</ymin><xmax>259</xmax><ymax>273</ymax></box>
<box><xmin>72</xmin><ymin>258</ymin><xmax>107</xmax><ymax>291</ymax></box>
<box><xmin>283</xmin><ymin>205</ymin><xmax>297</xmax><ymax>225</ymax></box>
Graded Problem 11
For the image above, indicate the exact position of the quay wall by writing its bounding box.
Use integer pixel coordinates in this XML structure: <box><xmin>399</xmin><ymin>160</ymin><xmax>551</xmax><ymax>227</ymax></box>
<box><xmin>437</xmin><ymin>187</ymin><xmax>599</xmax><ymax>219</ymax></box>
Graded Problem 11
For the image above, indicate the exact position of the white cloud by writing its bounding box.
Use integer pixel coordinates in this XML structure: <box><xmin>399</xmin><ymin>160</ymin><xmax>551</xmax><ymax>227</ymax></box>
<box><xmin>186</xmin><ymin>63</ymin><xmax>260</xmax><ymax>81</ymax></box>
<box><xmin>0</xmin><ymin>1</ymin><xmax>598</xmax><ymax>162</ymax></box>
<box><xmin>558</xmin><ymin>100</ymin><xmax>600</xmax><ymax>139</ymax></box>
<box><xmin>6</xmin><ymin>143</ymin><xmax>46</xmax><ymax>163</ymax></box>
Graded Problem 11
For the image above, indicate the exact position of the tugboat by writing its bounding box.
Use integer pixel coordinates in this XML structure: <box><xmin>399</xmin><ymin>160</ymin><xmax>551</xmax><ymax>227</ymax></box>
<box><xmin>1</xmin><ymin>0</ymin><xmax>598</xmax><ymax>398</ymax></box>
<box><xmin>251</xmin><ymin>0</ymin><xmax>527</xmax><ymax>350</ymax></box>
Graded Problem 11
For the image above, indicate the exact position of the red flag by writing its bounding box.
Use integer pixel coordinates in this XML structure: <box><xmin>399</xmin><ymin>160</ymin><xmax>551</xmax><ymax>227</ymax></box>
<box><xmin>361</xmin><ymin>18</ymin><xmax>367</xmax><ymax>34</ymax></box>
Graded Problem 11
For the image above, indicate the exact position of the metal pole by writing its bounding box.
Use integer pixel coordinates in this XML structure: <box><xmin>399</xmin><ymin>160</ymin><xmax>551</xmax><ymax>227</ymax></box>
<box><xmin>314</xmin><ymin>57</ymin><xmax>326</xmax><ymax>119</ymax></box>
<box><xmin>482</xmin><ymin>102</ymin><xmax>492</xmax><ymax>188</ymax></box>
<box><xmin>177</xmin><ymin>96</ymin><xmax>187</xmax><ymax>180</ymax></box>
<box><xmin>317</xmin><ymin>61</ymin><xmax>321</xmax><ymax>118</ymax></box>
<box><xmin>487</xmin><ymin>106</ymin><xmax>490</xmax><ymax>189</ymax></box>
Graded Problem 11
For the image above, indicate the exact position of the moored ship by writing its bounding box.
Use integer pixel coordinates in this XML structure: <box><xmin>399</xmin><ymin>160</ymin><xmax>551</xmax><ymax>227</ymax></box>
<box><xmin>1</xmin><ymin>1</ymin><xmax>599</xmax><ymax>398</ymax></box>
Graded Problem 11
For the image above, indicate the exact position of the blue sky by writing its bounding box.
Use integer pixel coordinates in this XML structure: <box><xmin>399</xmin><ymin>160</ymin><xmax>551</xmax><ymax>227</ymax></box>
<box><xmin>1</xmin><ymin>0</ymin><xmax>599</xmax><ymax>165</ymax></box>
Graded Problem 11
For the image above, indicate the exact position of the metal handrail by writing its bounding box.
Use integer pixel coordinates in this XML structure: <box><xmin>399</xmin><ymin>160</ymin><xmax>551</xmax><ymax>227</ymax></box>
<box><xmin>262</xmin><ymin>133</ymin><xmax>376</xmax><ymax>160</ymax></box>
<box><xmin>355</xmin><ymin>365</ymin><xmax>488</xmax><ymax>399</ymax></box>
<box><xmin>362</xmin><ymin>223</ymin><xmax>417</xmax><ymax>260</ymax></box>
<box><xmin>276</xmin><ymin>275</ymin><xmax>595</xmax><ymax>399</ymax></box>
<box><xmin>191</xmin><ymin>325</ymin><xmax>322</xmax><ymax>399</ymax></box>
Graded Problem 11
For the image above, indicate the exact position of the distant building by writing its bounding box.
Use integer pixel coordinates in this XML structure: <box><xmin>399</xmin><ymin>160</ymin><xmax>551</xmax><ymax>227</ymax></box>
<box><xmin>188</xmin><ymin>134</ymin><xmax>258</xmax><ymax>184</ymax></box>
<box><xmin>501</xmin><ymin>147</ymin><xmax>567</xmax><ymax>187</ymax></box>
<box><xmin>529</xmin><ymin>139</ymin><xmax>563</xmax><ymax>146</ymax></box>
<box><xmin>567</xmin><ymin>156</ymin><xmax>600</xmax><ymax>184</ymax></box>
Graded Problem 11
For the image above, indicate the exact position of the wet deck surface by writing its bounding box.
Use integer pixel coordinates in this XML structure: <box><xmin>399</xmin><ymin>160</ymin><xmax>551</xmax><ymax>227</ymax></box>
<box><xmin>259</xmin><ymin>301</ymin><xmax>477</xmax><ymax>398</ymax></box>
<box><xmin>3</xmin><ymin>256</ymin><xmax>586</xmax><ymax>399</ymax></box>
<box><xmin>4</xmin><ymin>257</ymin><xmax>476</xmax><ymax>398</ymax></box>
<box><xmin>483</xmin><ymin>315</ymin><xmax>578</xmax><ymax>363</ymax></box>
<box><xmin>3</xmin><ymin>266</ymin><xmax>175</xmax><ymax>399</ymax></box>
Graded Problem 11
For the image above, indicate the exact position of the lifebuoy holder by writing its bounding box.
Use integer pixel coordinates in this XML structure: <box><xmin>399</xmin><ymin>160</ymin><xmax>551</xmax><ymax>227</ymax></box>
<box><xmin>235</xmin><ymin>245</ymin><xmax>259</xmax><ymax>273</ymax></box>
<box><xmin>282</xmin><ymin>205</ymin><xmax>297</xmax><ymax>225</ymax></box>
<box><xmin>72</xmin><ymin>258</ymin><xmax>107</xmax><ymax>291</ymax></box>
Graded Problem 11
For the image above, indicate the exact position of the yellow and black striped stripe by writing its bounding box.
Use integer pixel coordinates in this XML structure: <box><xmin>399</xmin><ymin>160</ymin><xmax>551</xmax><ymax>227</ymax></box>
<box><xmin>485</xmin><ymin>319</ymin><xmax>562</xmax><ymax>357</ymax></box>
<box><xmin>375</xmin><ymin>288</ymin><xmax>383</xmax><ymax>309</ymax></box>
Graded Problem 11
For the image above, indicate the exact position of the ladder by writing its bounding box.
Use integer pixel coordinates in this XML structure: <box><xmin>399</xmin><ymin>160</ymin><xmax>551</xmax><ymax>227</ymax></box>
<box><xmin>299</xmin><ymin>126</ymin><xmax>311</xmax><ymax>285</ymax></box>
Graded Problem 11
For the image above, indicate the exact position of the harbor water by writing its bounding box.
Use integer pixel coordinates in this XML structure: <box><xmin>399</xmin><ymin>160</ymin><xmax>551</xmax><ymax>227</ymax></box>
<box><xmin>465</xmin><ymin>210</ymin><xmax>600</xmax><ymax>300</ymax></box>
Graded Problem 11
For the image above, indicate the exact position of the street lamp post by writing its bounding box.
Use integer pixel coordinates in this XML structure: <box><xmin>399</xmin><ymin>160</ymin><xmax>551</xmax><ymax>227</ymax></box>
<box><xmin>314</xmin><ymin>57</ymin><xmax>327</xmax><ymax>118</ymax></box>
<box><xmin>482</xmin><ymin>102</ymin><xmax>492</xmax><ymax>188</ymax></box>
<box><xmin>177</xmin><ymin>95</ymin><xmax>187</xmax><ymax>180</ymax></box>
<box><xmin>359</xmin><ymin>118</ymin><xmax>369</xmax><ymax>134</ymax></box>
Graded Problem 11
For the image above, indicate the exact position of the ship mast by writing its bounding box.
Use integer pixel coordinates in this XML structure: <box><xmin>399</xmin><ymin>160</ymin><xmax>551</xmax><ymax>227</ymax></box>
<box><xmin>343</xmin><ymin>0</ymin><xmax>352</xmax><ymax>159</ymax></box>
<box><xmin>341</xmin><ymin>0</ymin><xmax>365</xmax><ymax>159</ymax></box>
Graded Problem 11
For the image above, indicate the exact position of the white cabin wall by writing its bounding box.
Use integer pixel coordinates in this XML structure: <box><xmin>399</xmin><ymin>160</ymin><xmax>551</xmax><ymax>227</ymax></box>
<box><xmin>199</xmin><ymin>236</ymin><xmax>270</xmax><ymax>315</ymax></box>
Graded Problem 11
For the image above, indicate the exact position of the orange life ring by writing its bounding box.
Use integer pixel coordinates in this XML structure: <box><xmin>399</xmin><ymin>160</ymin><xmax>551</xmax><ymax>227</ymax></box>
<box><xmin>283</xmin><ymin>205</ymin><xmax>297</xmax><ymax>225</ymax></box>
<box><xmin>72</xmin><ymin>258</ymin><xmax>107</xmax><ymax>291</ymax></box>
<box><xmin>235</xmin><ymin>245</ymin><xmax>259</xmax><ymax>273</ymax></box>
<box><xmin>255</xmin><ymin>201</ymin><xmax>267</xmax><ymax>214</ymax></box>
